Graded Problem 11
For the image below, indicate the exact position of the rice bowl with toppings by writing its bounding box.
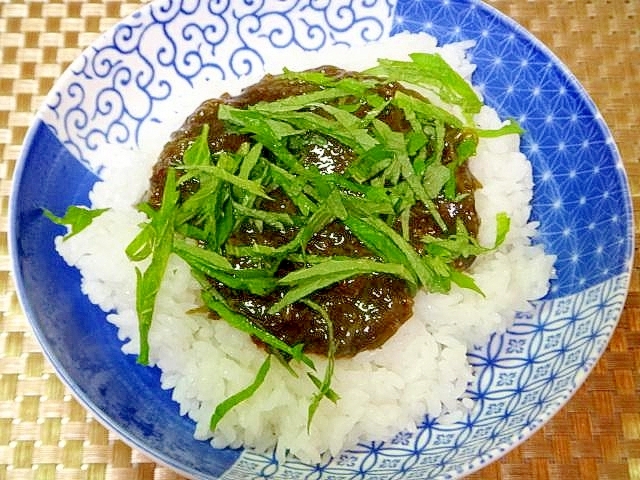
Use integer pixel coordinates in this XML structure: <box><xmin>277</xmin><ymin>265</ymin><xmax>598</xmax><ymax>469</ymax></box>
<box><xmin>47</xmin><ymin>33</ymin><xmax>556</xmax><ymax>463</ymax></box>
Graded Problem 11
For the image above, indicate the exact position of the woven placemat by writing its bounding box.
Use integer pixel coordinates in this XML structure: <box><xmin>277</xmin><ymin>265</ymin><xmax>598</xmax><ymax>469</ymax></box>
<box><xmin>0</xmin><ymin>1</ymin><xmax>638</xmax><ymax>479</ymax></box>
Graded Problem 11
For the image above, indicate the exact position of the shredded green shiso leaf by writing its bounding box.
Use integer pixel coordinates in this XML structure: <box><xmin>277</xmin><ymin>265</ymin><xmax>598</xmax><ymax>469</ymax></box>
<box><xmin>43</xmin><ymin>206</ymin><xmax>109</xmax><ymax>239</ymax></box>
<box><xmin>46</xmin><ymin>51</ymin><xmax>518</xmax><ymax>433</ymax></box>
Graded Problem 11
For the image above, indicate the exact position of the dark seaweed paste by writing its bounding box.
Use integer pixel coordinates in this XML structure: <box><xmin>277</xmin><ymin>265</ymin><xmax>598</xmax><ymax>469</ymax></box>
<box><xmin>148</xmin><ymin>65</ymin><xmax>480</xmax><ymax>358</ymax></box>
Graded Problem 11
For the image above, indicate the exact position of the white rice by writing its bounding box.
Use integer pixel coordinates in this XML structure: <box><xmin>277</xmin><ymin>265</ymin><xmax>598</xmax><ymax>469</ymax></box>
<box><xmin>54</xmin><ymin>33</ymin><xmax>556</xmax><ymax>464</ymax></box>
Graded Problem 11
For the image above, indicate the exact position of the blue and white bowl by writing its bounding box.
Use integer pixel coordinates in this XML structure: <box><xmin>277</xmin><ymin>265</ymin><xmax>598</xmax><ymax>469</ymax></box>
<box><xmin>10</xmin><ymin>0</ymin><xmax>634</xmax><ymax>478</ymax></box>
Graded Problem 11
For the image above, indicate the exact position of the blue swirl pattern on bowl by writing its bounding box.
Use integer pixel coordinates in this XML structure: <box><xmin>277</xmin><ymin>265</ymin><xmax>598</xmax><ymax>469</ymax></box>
<box><xmin>41</xmin><ymin>0</ymin><xmax>395</xmax><ymax>173</ymax></box>
<box><xmin>11</xmin><ymin>0</ymin><xmax>633</xmax><ymax>479</ymax></box>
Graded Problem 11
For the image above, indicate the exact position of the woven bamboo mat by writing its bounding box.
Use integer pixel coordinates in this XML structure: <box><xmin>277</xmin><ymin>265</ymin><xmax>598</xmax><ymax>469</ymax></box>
<box><xmin>0</xmin><ymin>0</ymin><xmax>638</xmax><ymax>479</ymax></box>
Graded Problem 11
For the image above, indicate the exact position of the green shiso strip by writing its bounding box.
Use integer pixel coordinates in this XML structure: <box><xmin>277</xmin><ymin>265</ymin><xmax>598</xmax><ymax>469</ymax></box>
<box><xmin>128</xmin><ymin>169</ymin><xmax>180</xmax><ymax>365</ymax></box>
<box><xmin>46</xmin><ymin>51</ymin><xmax>519</xmax><ymax>433</ymax></box>
<box><xmin>303</xmin><ymin>299</ymin><xmax>339</xmax><ymax>432</ymax></box>
<box><xmin>43</xmin><ymin>206</ymin><xmax>110</xmax><ymax>240</ymax></box>
<box><xmin>364</xmin><ymin>52</ymin><xmax>483</xmax><ymax>121</ymax></box>
<box><xmin>209</xmin><ymin>354</ymin><xmax>272</xmax><ymax>431</ymax></box>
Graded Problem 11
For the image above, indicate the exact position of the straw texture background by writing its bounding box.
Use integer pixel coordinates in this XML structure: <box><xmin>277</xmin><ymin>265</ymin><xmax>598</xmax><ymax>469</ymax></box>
<box><xmin>0</xmin><ymin>0</ymin><xmax>638</xmax><ymax>478</ymax></box>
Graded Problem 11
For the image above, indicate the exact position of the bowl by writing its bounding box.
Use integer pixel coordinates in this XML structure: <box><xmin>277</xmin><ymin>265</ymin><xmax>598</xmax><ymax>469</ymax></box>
<box><xmin>9</xmin><ymin>0</ymin><xmax>634</xmax><ymax>478</ymax></box>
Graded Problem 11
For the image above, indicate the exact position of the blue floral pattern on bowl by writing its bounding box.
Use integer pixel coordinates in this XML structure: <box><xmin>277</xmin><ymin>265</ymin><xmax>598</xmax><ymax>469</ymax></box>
<box><xmin>11</xmin><ymin>0</ymin><xmax>634</xmax><ymax>479</ymax></box>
